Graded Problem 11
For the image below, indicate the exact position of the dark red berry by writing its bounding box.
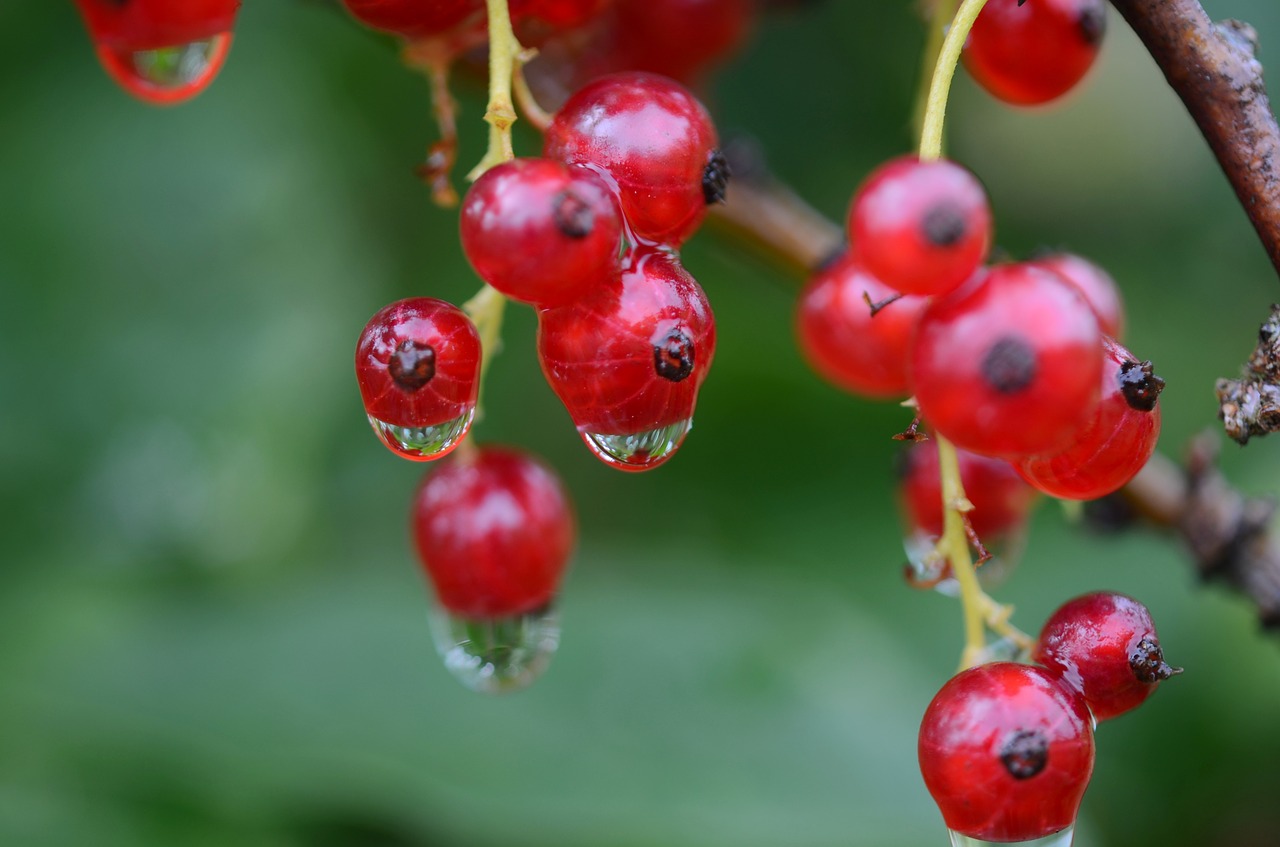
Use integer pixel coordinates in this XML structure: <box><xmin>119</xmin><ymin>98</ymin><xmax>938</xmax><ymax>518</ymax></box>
<box><xmin>1034</xmin><ymin>592</ymin><xmax>1179</xmax><ymax>722</ymax></box>
<box><xmin>1032</xmin><ymin>252</ymin><xmax>1125</xmax><ymax>339</ymax></box>
<box><xmin>848</xmin><ymin>156</ymin><xmax>992</xmax><ymax>297</ymax></box>
<box><xmin>919</xmin><ymin>662</ymin><xmax>1095</xmax><ymax>842</ymax></box>
<box><xmin>537</xmin><ymin>248</ymin><xmax>715</xmax><ymax>470</ymax></box>
<box><xmin>460</xmin><ymin>158</ymin><xmax>623</xmax><ymax>307</ymax></box>
<box><xmin>412</xmin><ymin>446</ymin><xmax>575</xmax><ymax>619</ymax></box>
<box><xmin>340</xmin><ymin>0</ymin><xmax>481</xmax><ymax>38</ymax></box>
<box><xmin>603</xmin><ymin>0</ymin><xmax>756</xmax><ymax>84</ymax></box>
<box><xmin>355</xmin><ymin>298</ymin><xmax>481</xmax><ymax>461</ymax></box>
<box><xmin>795</xmin><ymin>252</ymin><xmax>928</xmax><ymax>399</ymax></box>
<box><xmin>1014</xmin><ymin>338</ymin><xmax>1163</xmax><ymax>500</ymax></box>
<box><xmin>544</xmin><ymin>72</ymin><xmax>722</xmax><ymax>246</ymax></box>
<box><xmin>964</xmin><ymin>0</ymin><xmax>1107</xmax><ymax>106</ymax></box>
<box><xmin>911</xmin><ymin>264</ymin><xmax>1103</xmax><ymax>458</ymax></box>
<box><xmin>899</xmin><ymin>441</ymin><xmax>1037</xmax><ymax>541</ymax></box>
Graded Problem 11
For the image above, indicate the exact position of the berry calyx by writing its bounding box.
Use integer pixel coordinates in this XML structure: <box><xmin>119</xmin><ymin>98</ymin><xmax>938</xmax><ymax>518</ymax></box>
<box><xmin>1032</xmin><ymin>252</ymin><xmax>1126</xmax><ymax>340</ymax></box>
<box><xmin>899</xmin><ymin>441</ymin><xmax>1037</xmax><ymax>542</ymax></box>
<box><xmin>847</xmin><ymin>156</ymin><xmax>992</xmax><ymax>297</ymax></box>
<box><xmin>1034</xmin><ymin>592</ymin><xmax>1180</xmax><ymax>722</ymax></box>
<box><xmin>918</xmin><ymin>662</ymin><xmax>1095</xmax><ymax>843</ymax></box>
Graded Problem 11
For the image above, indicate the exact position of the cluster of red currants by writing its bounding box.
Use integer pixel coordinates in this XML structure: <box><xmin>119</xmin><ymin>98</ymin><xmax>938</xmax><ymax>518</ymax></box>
<box><xmin>920</xmin><ymin>592</ymin><xmax>1179</xmax><ymax>844</ymax></box>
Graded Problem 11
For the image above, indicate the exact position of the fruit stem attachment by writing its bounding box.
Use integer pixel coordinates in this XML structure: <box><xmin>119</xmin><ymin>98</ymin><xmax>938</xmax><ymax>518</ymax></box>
<box><xmin>513</xmin><ymin>49</ymin><xmax>554</xmax><ymax>132</ymax></box>
<box><xmin>918</xmin><ymin>0</ymin><xmax>989</xmax><ymax>162</ymax></box>
<box><xmin>462</xmin><ymin>283</ymin><xmax>507</xmax><ymax>423</ymax></box>
<box><xmin>467</xmin><ymin>0</ymin><xmax>524</xmax><ymax>180</ymax></box>
<box><xmin>935</xmin><ymin>434</ymin><xmax>987</xmax><ymax>669</ymax></box>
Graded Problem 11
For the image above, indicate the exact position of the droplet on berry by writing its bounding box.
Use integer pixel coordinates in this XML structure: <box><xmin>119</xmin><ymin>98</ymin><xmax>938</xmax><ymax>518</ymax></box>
<box><xmin>93</xmin><ymin>35</ymin><xmax>233</xmax><ymax>105</ymax></box>
<box><xmin>582</xmin><ymin>418</ymin><xmax>694</xmax><ymax>470</ymax></box>
<box><xmin>947</xmin><ymin>827</ymin><xmax>1077</xmax><ymax>847</ymax></box>
<box><xmin>428</xmin><ymin>603</ymin><xmax>561</xmax><ymax>695</ymax></box>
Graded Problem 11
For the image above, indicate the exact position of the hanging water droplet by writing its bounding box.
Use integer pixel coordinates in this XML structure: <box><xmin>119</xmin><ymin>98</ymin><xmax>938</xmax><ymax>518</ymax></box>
<box><xmin>948</xmin><ymin>826</ymin><xmax>1075</xmax><ymax>847</ymax></box>
<box><xmin>96</xmin><ymin>33</ymin><xmax>233</xmax><ymax>105</ymax></box>
<box><xmin>580</xmin><ymin>418</ymin><xmax>692</xmax><ymax>471</ymax></box>
<box><xmin>367</xmin><ymin>408</ymin><xmax>474</xmax><ymax>461</ymax></box>
<box><xmin>428</xmin><ymin>604</ymin><xmax>560</xmax><ymax>695</ymax></box>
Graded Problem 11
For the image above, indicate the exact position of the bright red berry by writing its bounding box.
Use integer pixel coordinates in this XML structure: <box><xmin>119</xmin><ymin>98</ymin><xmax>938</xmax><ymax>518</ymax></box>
<box><xmin>964</xmin><ymin>0</ymin><xmax>1107</xmax><ymax>106</ymax></box>
<box><xmin>1033</xmin><ymin>252</ymin><xmax>1125</xmax><ymax>339</ymax></box>
<box><xmin>355</xmin><ymin>298</ymin><xmax>481</xmax><ymax>461</ymax></box>
<box><xmin>1034</xmin><ymin>592</ymin><xmax>1179</xmax><ymax>722</ymax></box>
<box><xmin>538</xmin><ymin>248</ymin><xmax>715</xmax><ymax>470</ymax></box>
<box><xmin>911</xmin><ymin>264</ymin><xmax>1103</xmax><ymax>458</ymax></box>
<box><xmin>899</xmin><ymin>441</ymin><xmax>1037</xmax><ymax>541</ymax></box>
<box><xmin>795</xmin><ymin>252</ymin><xmax>929</xmax><ymax>399</ymax></box>
<box><xmin>460</xmin><ymin>158</ymin><xmax>623</xmax><ymax>307</ymax></box>
<box><xmin>1014</xmin><ymin>338</ymin><xmax>1163</xmax><ymax>500</ymax></box>
<box><xmin>919</xmin><ymin>662</ymin><xmax>1095</xmax><ymax>842</ymax></box>
<box><xmin>847</xmin><ymin>156</ymin><xmax>992</xmax><ymax>297</ymax></box>
<box><xmin>412</xmin><ymin>446</ymin><xmax>575</xmax><ymax>619</ymax></box>
<box><xmin>544</xmin><ymin>72</ymin><xmax>725</xmax><ymax>246</ymax></box>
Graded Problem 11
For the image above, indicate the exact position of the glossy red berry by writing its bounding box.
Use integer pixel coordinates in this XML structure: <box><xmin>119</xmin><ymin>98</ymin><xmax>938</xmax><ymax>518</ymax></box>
<box><xmin>795</xmin><ymin>252</ymin><xmax>929</xmax><ymax>399</ymax></box>
<box><xmin>1014</xmin><ymin>338</ymin><xmax>1163</xmax><ymax>500</ymax></box>
<box><xmin>964</xmin><ymin>0</ymin><xmax>1107</xmax><ymax>106</ymax></box>
<box><xmin>848</xmin><ymin>156</ymin><xmax>992</xmax><ymax>297</ymax></box>
<box><xmin>899</xmin><ymin>441</ymin><xmax>1037</xmax><ymax>541</ymax></box>
<box><xmin>919</xmin><ymin>662</ymin><xmax>1095</xmax><ymax>842</ymax></box>
<box><xmin>460</xmin><ymin>158</ymin><xmax>623</xmax><ymax>307</ymax></box>
<box><xmin>544</xmin><ymin>72</ymin><xmax>725</xmax><ymax>246</ymax></box>
<box><xmin>412</xmin><ymin>446</ymin><xmax>575</xmax><ymax>619</ymax></box>
<box><xmin>538</xmin><ymin>248</ymin><xmax>715</xmax><ymax>470</ymax></box>
<box><xmin>911</xmin><ymin>264</ymin><xmax>1103</xmax><ymax>458</ymax></box>
<box><xmin>1034</xmin><ymin>592</ymin><xmax>1179</xmax><ymax>722</ymax></box>
<box><xmin>1033</xmin><ymin>252</ymin><xmax>1125</xmax><ymax>339</ymax></box>
<box><xmin>74</xmin><ymin>0</ymin><xmax>241</xmax><ymax>105</ymax></box>
<box><xmin>355</xmin><ymin>298</ymin><xmax>481</xmax><ymax>461</ymax></box>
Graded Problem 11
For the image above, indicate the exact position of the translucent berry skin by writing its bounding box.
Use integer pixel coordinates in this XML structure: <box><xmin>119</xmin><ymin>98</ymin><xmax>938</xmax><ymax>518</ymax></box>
<box><xmin>964</xmin><ymin>0</ymin><xmax>1107</xmax><ymax>106</ymax></box>
<box><xmin>1014</xmin><ymin>338</ymin><xmax>1162</xmax><ymax>500</ymax></box>
<box><xmin>544</xmin><ymin>72</ymin><xmax>722</xmax><ymax>246</ymax></box>
<box><xmin>911</xmin><ymin>264</ymin><xmax>1103</xmax><ymax>458</ymax></box>
<box><xmin>537</xmin><ymin>250</ymin><xmax>715</xmax><ymax>440</ymax></box>
<box><xmin>919</xmin><ymin>662</ymin><xmax>1095</xmax><ymax>842</ymax></box>
<box><xmin>460</xmin><ymin>158</ymin><xmax>623</xmax><ymax>307</ymax></box>
<box><xmin>1034</xmin><ymin>592</ymin><xmax>1178</xmax><ymax>722</ymax></box>
<box><xmin>412</xmin><ymin>446</ymin><xmax>575</xmax><ymax>619</ymax></box>
<box><xmin>355</xmin><ymin>297</ymin><xmax>481</xmax><ymax>430</ymax></box>
<box><xmin>795</xmin><ymin>253</ymin><xmax>928</xmax><ymax>399</ymax></box>
<box><xmin>75</xmin><ymin>0</ymin><xmax>240</xmax><ymax>48</ymax></box>
<box><xmin>1033</xmin><ymin>252</ymin><xmax>1125</xmax><ymax>339</ymax></box>
<box><xmin>848</xmin><ymin>156</ymin><xmax>992</xmax><ymax>297</ymax></box>
<box><xmin>899</xmin><ymin>441</ymin><xmax>1037</xmax><ymax>540</ymax></box>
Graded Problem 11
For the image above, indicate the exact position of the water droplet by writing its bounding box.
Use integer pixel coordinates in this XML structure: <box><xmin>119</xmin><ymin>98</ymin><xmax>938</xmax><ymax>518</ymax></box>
<box><xmin>367</xmin><ymin>408</ymin><xmax>474</xmax><ymax>461</ymax></box>
<box><xmin>428</xmin><ymin>604</ymin><xmax>560</xmax><ymax>695</ymax></box>
<box><xmin>580</xmin><ymin>418</ymin><xmax>692</xmax><ymax>471</ymax></box>
<box><xmin>948</xmin><ymin>826</ymin><xmax>1075</xmax><ymax>847</ymax></box>
<box><xmin>95</xmin><ymin>33</ymin><xmax>233</xmax><ymax>105</ymax></box>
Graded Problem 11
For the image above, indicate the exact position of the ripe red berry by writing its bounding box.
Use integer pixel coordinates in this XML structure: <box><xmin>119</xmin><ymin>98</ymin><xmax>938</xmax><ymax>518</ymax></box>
<box><xmin>911</xmin><ymin>264</ymin><xmax>1103</xmax><ymax>458</ymax></box>
<box><xmin>794</xmin><ymin>253</ymin><xmax>929</xmax><ymax>399</ymax></box>
<box><xmin>460</xmin><ymin>158</ymin><xmax>623</xmax><ymax>307</ymax></box>
<box><xmin>544</xmin><ymin>72</ymin><xmax>725</xmax><ymax>246</ymax></box>
<box><xmin>847</xmin><ymin>156</ymin><xmax>992</xmax><ymax>297</ymax></box>
<box><xmin>1014</xmin><ymin>338</ymin><xmax>1163</xmax><ymax>500</ymax></box>
<box><xmin>919</xmin><ymin>662</ymin><xmax>1095</xmax><ymax>843</ymax></box>
<box><xmin>412</xmin><ymin>445</ymin><xmax>575</xmax><ymax>620</ymax></box>
<box><xmin>74</xmin><ymin>0</ymin><xmax>241</xmax><ymax>105</ymax></box>
<box><xmin>1032</xmin><ymin>252</ymin><xmax>1125</xmax><ymax>339</ymax></box>
<box><xmin>538</xmin><ymin>248</ymin><xmax>715</xmax><ymax>470</ymax></box>
<box><xmin>964</xmin><ymin>0</ymin><xmax>1107</xmax><ymax>106</ymax></box>
<box><xmin>355</xmin><ymin>298</ymin><xmax>481</xmax><ymax>461</ymax></box>
<box><xmin>340</xmin><ymin>0</ymin><xmax>481</xmax><ymax>38</ymax></box>
<box><xmin>1034</xmin><ymin>592</ymin><xmax>1179</xmax><ymax>722</ymax></box>
<box><xmin>604</xmin><ymin>0</ymin><xmax>755</xmax><ymax>83</ymax></box>
<box><xmin>899</xmin><ymin>441</ymin><xmax>1037</xmax><ymax>541</ymax></box>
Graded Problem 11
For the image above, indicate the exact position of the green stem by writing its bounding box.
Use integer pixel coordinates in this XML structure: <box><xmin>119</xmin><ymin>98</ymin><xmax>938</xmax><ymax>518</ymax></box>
<box><xmin>935</xmin><ymin>435</ymin><xmax>987</xmax><ymax>670</ymax></box>
<box><xmin>466</xmin><ymin>0</ymin><xmax>523</xmax><ymax>180</ymax></box>
<box><xmin>911</xmin><ymin>0</ymin><xmax>960</xmax><ymax>143</ymax></box>
<box><xmin>918</xmin><ymin>0</ymin><xmax>990</xmax><ymax>162</ymax></box>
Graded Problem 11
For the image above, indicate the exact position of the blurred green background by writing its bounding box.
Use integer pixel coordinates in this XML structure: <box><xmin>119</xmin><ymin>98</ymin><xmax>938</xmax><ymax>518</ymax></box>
<box><xmin>3</xmin><ymin>2</ymin><xmax>1280</xmax><ymax>845</ymax></box>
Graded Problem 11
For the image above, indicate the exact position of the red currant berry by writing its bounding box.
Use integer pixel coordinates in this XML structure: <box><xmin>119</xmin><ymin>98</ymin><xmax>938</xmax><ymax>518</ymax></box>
<box><xmin>544</xmin><ymin>72</ymin><xmax>725</xmax><ymax>246</ymax></box>
<box><xmin>919</xmin><ymin>662</ymin><xmax>1095</xmax><ymax>843</ymax></box>
<box><xmin>899</xmin><ymin>441</ymin><xmax>1037</xmax><ymax>541</ymax></box>
<box><xmin>511</xmin><ymin>0</ymin><xmax>610</xmax><ymax>43</ymax></box>
<box><xmin>355</xmin><ymin>298</ymin><xmax>481</xmax><ymax>461</ymax></box>
<box><xmin>911</xmin><ymin>264</ymin><xmax>1103</xmax><ymax>458</ymax></box>
<box><xmin>1014</xmin><ymin>338</ymin><xmax>1163</xmax><ymax>500</ymax></box>
<box><xmin>1034</xmin><ymin>592</ymin><xmax>1180</xmax><ymax>722</ymax></box>
<box><xmin>605</xmin><ymin>0</ymin><xmax>755</xmax><ymax>83</ymax></box>
<box><xmin>847</xmin><ymin>156</ymin><xmax>992</xmax><ymax>297</ymax></box>
<box><xmin>74</xmin><ymin>0</ymin><xmax>240</xmax><ymax>105</ymax></box>
<box><xmin>460</xmin><ymin>158</ymin><xmax>623</xmax><ymax>307</ymax></box>
<box><xmin>964</xmin><ymin>0</ymin><xmax>1107</xmax><ymax>106</ymax></box>
<box><xmin>795</xmin><ymin>252</ymin><xmax>929</xmax><ymax>399</ymax></box>
<box><xmin>538</xmin><ymin>248</ymin><xmax>715</xmax><ymax>470</ymax></box>
<box><xmin>1032</xmin><ymin>252</ymin><xmax>1125</xmax><ymax>339</ymax></box>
